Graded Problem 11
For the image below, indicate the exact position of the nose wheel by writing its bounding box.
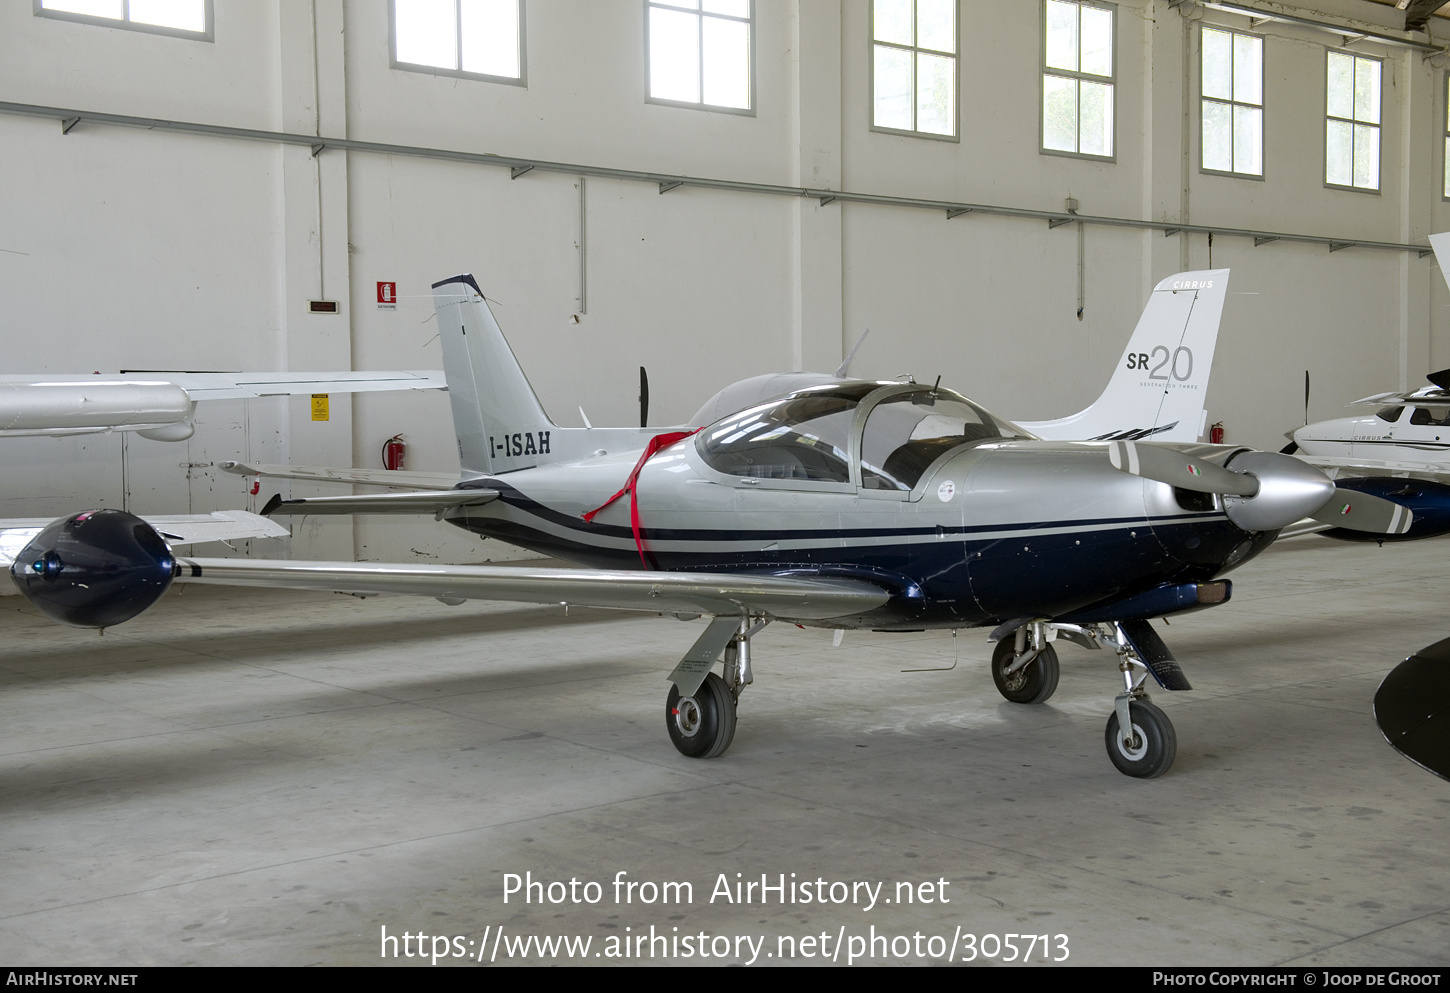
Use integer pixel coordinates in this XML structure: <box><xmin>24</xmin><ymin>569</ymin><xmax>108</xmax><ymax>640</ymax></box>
<box><xmin>1104</xmin><ymin>697</ymin><xmax>1176</xmax><ymax>778</ymax></box>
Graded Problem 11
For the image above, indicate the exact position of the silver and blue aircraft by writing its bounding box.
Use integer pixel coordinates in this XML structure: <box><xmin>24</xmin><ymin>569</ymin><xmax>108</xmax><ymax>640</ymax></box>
<box><xmin>6</xmin><ymin>272</ymin><xmax>1413</xmax><ymax>778</ymax></box>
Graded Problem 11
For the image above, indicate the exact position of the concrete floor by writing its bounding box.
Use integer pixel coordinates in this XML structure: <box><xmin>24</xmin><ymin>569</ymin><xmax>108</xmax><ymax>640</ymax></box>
<box><xmin>1</xmin><ymin>535</ymin><xmax>1447</xmax><ymax>967</ymax></box>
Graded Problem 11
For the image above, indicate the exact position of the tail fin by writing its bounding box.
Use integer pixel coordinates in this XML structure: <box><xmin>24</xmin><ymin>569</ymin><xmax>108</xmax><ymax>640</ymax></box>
<box><xmin>1430</xmin><ymin>232</ymin><xmax>1450</xmax><ymax>294</ymax></box>
<box><xmin>432</xmin><ymin>275</ymin><xmax>556</xmax><ymax>474</ymax></box>
<box><xmin>1022</xmin><ymin>269</ymin><xmax>1229</xmax><ymax>443</ymax></box>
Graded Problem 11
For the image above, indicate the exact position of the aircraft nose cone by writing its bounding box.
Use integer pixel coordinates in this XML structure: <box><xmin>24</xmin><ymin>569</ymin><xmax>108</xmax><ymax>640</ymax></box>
<box><xmin>1222</xmin><ymin>451</ymin><xmax>1335</xmax><ymax>532</ymax></box>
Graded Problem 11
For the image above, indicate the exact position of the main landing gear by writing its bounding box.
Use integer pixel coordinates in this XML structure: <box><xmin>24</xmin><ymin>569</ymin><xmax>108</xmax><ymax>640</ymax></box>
<box><xmin>665</xmin><ymin>614</ymin><xmax>765</xmax><ymax>760</ymax></box>
<box><xmin>990</xmin><ymin>625</ymin><xmax>1060</xmax><ymax>704</ymax></box>
<box><xmin>991</xmin><ymin>619</ymin><xmax>1180</xmax><ymax>779</ymax></box>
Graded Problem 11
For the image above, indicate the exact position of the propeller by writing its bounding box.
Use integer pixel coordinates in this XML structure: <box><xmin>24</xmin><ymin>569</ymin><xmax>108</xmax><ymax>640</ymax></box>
<box><xmin>1306</xmin><ymin>491</ymin><xmax>1412</xmax><ymax>534</ymax></box>
<box><xmin>639</xmin><ymin>366</ymin><xmax>649</xmax><ymax>428</ymax></box>
<box><xmin>1107</xmin><ymin>442</ymin><xmax>1413</xmax><ymax>535</ymax></box>
<box><xmin>1108</xmin><ymin>442</ymin><xmax>1257</xmax><ymax>497</ymax></box>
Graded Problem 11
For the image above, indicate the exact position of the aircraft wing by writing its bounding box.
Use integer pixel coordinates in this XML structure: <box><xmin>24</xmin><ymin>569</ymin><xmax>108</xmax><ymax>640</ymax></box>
<box><xmin>171</xmin><ymin>557</ymin><xmax>891</xmax><ymax>621</ymax></box>
<box><xmin>0</xmin><ymin>371</ymin><xmax>446</xmax><ymax>440</ymax></box>
<box><xmin>143</xmin><ymin>370</ymin><xmax>447</xmax><ymax>401</ymax></box>
<box><xmin>1297</xmin><ymin>454</ymin><xmax>1450</xmax><ymax>481</ymax></box>
<box><xmin>0</xmin><ymin>510</ymin><xmax>288</xmax><ymax>574</ymax></box>
<box><xmin>219</xmin><ymin>461</ymin><xmax>460</xmax><ymax>490</ymax></box>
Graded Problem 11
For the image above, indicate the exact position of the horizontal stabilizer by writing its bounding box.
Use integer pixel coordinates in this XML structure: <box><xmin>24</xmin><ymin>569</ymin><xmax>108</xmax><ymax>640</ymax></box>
<box><xmin>128</xmin><ymin>370</ymin><xmax>447</xmax><ymax>401</ymax></box>
<box><xmin>219</xmin><ymin>461</ymin><xmax>460</xmax><ymax>490</ymax></box>
<box><xmin>261</xmin><ymin>490</ymin><xmax>499</xmax><ymax>517</ymax></box>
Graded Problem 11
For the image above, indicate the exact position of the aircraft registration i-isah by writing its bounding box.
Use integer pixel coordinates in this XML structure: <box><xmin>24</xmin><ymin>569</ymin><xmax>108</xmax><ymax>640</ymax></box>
<box><xmin>6</xmin><ymin>270</ymin><xmax>1414</xmax><ymax>778</ymax></box>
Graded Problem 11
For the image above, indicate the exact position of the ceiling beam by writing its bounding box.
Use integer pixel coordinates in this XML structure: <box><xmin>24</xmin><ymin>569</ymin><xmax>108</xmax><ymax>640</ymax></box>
<box><xmin>1404</xmin><ymin>0</ymin><xmax>1447</xmax><ymax>31</ymax></box>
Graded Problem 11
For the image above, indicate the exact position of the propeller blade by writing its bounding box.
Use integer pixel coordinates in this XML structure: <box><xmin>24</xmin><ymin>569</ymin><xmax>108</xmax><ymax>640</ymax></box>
<box><xmin>1308</xmin><ymin>489</ymin><xmax>1414</xmax><ymax>535</ymax></box>
<box><xmin>1108</xmin><ymin>442</ymin><xmax>1258</xmax><ymax>497</ymax></box>
<box><xmin>639</xmin><ymin>366</ymin><xmax>649</xmax><ymax>428</ymax></box>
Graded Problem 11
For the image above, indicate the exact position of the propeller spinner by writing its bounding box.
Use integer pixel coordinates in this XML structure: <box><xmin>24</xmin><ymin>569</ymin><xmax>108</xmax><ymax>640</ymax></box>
<box><xmin>1107</xmin><ymin>442</ymin><xmax>1413</xmax><ymax>535</ymax></box>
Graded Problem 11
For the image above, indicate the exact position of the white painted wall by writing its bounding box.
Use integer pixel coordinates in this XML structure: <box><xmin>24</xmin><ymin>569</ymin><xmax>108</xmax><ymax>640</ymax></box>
<box><xmin>0</xmin><ymin>0</ymin><xmax>1446</xmax><ymax>563</ymax></box>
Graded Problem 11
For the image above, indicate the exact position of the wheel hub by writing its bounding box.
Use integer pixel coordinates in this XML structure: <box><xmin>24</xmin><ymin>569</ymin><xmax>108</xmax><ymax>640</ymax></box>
<box><xmin>1116</xmin><ymin>725</ymin><xmax>1147</xmax><ymax>760</ymax></box>
<box><xmin>673</xmin><ymin>697</ymin><xmax>702</xmax><ymax>738</ymax></box>
<box><xmin>1002</xmin><ymin>660</ymin><xmax>1029</xmax><ymax>691</ymax></box>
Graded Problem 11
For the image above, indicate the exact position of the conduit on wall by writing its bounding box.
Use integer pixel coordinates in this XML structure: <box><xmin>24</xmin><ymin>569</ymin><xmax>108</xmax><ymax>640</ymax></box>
<box><xmin>0</xmin><ymin>100</ymin><xmax>1434</xmax><ymax>259</ymax></box>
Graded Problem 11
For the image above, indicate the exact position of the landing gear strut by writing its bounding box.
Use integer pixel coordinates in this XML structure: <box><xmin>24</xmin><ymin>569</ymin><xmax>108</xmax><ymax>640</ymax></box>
<box><xmin>1102</xmin><ymin>625</ymin><xmax>1177</xmax><ymax>778</ymax></box>
<box><xmin>664</xmin><ymin>614</ymin><xmax>764</xmax><ymax>759</ymax></box>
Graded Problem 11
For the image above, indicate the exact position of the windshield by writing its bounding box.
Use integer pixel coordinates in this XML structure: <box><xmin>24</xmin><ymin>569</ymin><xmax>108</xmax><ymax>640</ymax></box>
<box><xmin>697</xmin><ymin>387</ymin><xmax>877</xmax><ymax>483</ymax></box>
<box><xmin>861</xmin><ymin>390</ymin><xmax>1034</xmax><ymax>490</ymax></box>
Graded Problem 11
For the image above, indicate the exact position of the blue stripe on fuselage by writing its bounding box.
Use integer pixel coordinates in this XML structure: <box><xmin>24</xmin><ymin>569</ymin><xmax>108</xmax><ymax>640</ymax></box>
<box><xmin>448</xmin><ymin>489</ymin><xmax>1254</xmax><ymax>629</ymax></box>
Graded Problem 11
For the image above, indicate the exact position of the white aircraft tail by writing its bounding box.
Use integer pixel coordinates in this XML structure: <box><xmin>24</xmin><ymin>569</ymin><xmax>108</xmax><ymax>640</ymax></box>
<box><xmin>431</xmin><ymin>275</ymin><xmax>657</xmax><ymax>473</ymax></box>
<box><xmin>1021</xmin><ymin>269</ymin><xmax>1229</xmax><ymax>444</ymax></box>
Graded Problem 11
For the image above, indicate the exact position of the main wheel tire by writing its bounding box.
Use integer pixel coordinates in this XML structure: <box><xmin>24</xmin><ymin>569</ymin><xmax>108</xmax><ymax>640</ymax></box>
<box><xmin>991</xmin><ymin>639</ymin><xmax>1060</xmax><ymax>704</ymax></box>
<box><xmin>1104</xmin><ymin>699</ymin><xmax>1177</xmax><ymax>778</ymax></box>
<box><xmin>665</xmin><ymin>673</ymin><xmax>737</xmax><ymax>759</ymax></box>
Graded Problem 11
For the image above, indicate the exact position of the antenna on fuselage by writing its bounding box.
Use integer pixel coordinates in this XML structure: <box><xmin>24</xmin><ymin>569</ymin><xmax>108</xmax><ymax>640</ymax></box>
<box><xmin>835</xmin><ymin>328</ymin><xmax>870</xmax><ymax>378</ymax></box>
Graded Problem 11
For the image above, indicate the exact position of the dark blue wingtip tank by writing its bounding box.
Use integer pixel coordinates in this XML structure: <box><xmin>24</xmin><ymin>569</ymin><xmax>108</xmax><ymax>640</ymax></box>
<box><xmin>10</xmin><ymin>510</ymin><xmax>175</xmax><ymax>628</ymax></box>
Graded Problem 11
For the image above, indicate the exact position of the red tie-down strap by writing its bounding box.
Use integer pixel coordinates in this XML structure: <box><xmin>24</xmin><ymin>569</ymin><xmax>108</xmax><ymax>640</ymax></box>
<box><xmin>581</xmin><ymin>429</ymin><xmax>701</xmax><ymax>569</ymax></box>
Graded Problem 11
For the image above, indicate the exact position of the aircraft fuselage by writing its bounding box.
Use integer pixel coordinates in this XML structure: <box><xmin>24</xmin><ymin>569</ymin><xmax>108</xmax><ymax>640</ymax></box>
<box><xmin>445</xmin><ymin>437</ymin><xmax>1266</xmax><ymax>630</ymax></box>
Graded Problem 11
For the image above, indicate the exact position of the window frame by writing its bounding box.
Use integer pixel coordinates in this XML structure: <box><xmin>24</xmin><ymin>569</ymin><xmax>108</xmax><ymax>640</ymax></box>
<box><xmin>1039</xmin><ymin>0</ymin><xmax>1117</xmax><ymax>162</ymax></box>
<box><xmin>1323</xmin><ymin>47</ymin><xmax>1382</xmax><ymax>195</ymax></box>
<box><xmin>1198</xmin><ymin>24</ymin><xmax>1265</xmax><ymax>181</ymax></box>
<box><xmin>867</xmin><ymin>0</ymin><xmax>960</xmax><ymax>143</ymax></box>
<box><xmin>644</xmin><ymin>0</ymin><xmax>756</xmax><ymax>117</ymax></box>
<box><xmin>1442</xmin><ymin>70</ymin><xmax>1450</xmax><ymax>201</ymax></box>
<box><xmin>33</xmin><ymin>0</ymin><xmax>214</xmax><ymax>42</ymax></box>
<box><xmin>389</xmin><ymin>0</ymin><xmax>527</xmax><ymax>88</ymax></box>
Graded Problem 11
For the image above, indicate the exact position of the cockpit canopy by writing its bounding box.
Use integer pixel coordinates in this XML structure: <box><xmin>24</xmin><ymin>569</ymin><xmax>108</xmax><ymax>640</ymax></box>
<box><xmin>697</xmin><ymin>382</ymin><xmax>1035</xmax><ymax>491</ymax></box>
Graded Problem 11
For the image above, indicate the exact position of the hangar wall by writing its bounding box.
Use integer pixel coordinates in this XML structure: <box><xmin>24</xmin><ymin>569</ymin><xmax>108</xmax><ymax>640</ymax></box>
<box><xmin>0</xmin><ymin>0</ymin><xmax>1445</xmax><ymax>563</ymax></box>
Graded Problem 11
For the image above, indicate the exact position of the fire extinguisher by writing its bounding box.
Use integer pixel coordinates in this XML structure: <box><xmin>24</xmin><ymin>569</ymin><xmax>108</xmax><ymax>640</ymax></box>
<box><xmin>1209</xmin><ymin>421</ymin><xmax>1225</xmax><ymax>445</ymax></box>
<box><xmin>382</xmin><ymin>434</ymin><xmax>406</xmax><ymax>471</ymax></box>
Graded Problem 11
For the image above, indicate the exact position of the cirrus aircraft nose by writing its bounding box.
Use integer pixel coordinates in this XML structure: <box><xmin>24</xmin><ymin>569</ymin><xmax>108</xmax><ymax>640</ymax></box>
<box><xmin>1106</xmin><ymin>442</ymin><xmax>1412</xmax><ymax>536</ymax></box>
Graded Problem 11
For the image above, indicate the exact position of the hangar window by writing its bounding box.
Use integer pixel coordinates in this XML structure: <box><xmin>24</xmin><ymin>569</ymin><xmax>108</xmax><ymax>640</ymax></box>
<box><xmin>392</xmin><ymin>0</ymin><xmax>524</xmax><ymax>85</ymax></box>
<box><xmin>1443</xmin><ymin>72</ymin><xmax>1450</xmax><ymax>199</ymax></box>
<box><xmin>1042</xmin><ymin>0</ymin><xmax>1115</xmax><ymax>159</ymax></box>
<box><xmin>647</xmin><ymin>1</ymin><xmax>753</xmax><ymax>113</ymax></box>
<box><xmin>870</xmin><ymin>0</ymin><xmax>957</xmax><ymax>139</ymax></box>
<box><xmin>35</xmin><ymin>0</ymin><xmax>211</xmax><ymax>39</ymax></box>
<box><xmin>1201</xmin><ymin>27</ymin><xmax>1262</xmax><ymax>178</ymax></box>
<box><xmin>1325</xmin><ymin>50</ymin><xmax>1380</xmax><ymax>192</ymax></box>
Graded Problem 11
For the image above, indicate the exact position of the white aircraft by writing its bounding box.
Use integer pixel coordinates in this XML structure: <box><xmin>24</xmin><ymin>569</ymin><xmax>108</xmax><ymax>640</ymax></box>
<box><xmin>1284</xmin><ymin>232</ymin><xmax>1450</xmax><ymax>540</ymax></box>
